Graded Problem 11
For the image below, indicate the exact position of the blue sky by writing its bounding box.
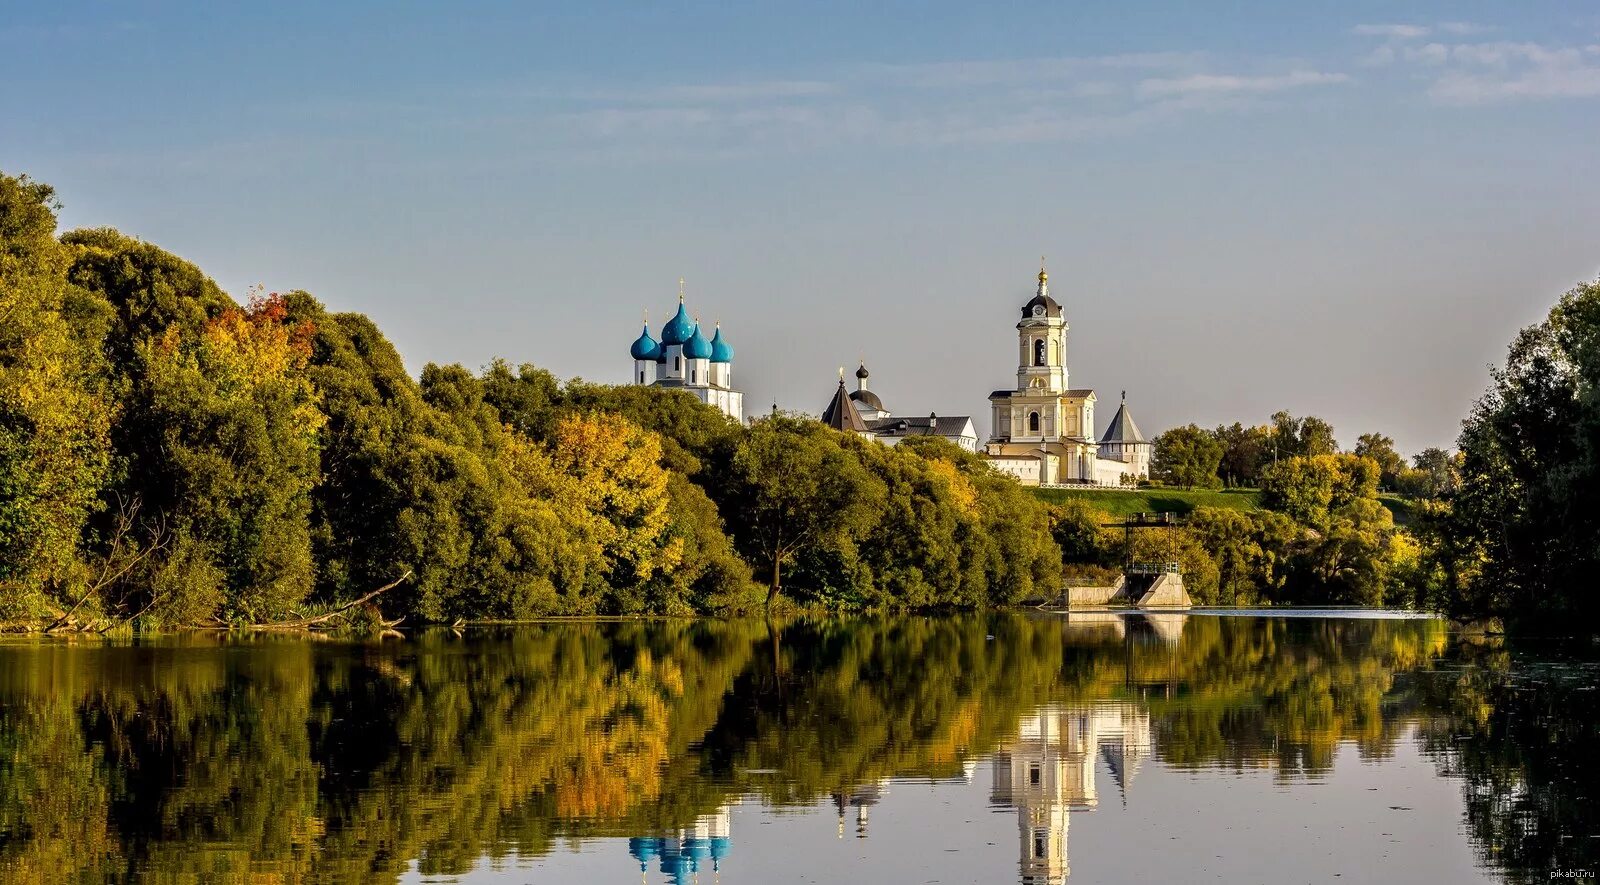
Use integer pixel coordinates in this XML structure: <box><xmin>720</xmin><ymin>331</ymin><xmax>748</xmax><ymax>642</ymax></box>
<box><xmin>4</xmin><ymin>1</ymin><xmax>1598</xmax><ymax>454</ymax></box>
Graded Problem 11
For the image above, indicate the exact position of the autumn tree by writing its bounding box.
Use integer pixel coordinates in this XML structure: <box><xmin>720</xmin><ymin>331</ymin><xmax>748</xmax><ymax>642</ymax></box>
<box><xmin>134</xmin><ymin>293</ymin><xmax>325</xmax><ymax>622</ymax></box>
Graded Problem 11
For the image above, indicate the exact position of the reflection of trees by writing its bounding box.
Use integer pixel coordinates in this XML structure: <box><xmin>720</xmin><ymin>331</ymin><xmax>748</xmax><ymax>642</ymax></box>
<box><xmin>1411</xmin><ymin>637</ymin><xmax>1600</xmax><ymax>884</ymax></box>
<box><xmin>2</xmin><ymin>614</ymin><xmax>1584</xmax><ymax>884</ymax></box>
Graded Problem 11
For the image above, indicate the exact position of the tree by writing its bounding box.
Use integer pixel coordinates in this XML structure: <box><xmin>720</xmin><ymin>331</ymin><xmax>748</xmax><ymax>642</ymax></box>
<box><xmin>1401</xmin><ymin>447</ymin><xmax>1460</xmax><ymax>499</ymax></box>
<box><xmin>134</xmin><ymin>293</ymin><xmax>325</xmax><ymax>622</ymax></box>
<box><xmin>1353</xmin><ymin>433</ymin><xmax>1405</xmax><ymax>491</ymax></box>
<box><xmin>0</xmin><ymin>172</ymin><xmax>113</xmax><ymax>616</ymax></box>
<box><xmin>1269</xmin><ymin>411</ymin><xmax>1339</xmax><ymax>459</ymax></box>
<box><xmin>546</xmin><ymin>412</ymin><xmax>681</xmax><ymax>601</ymax></box>
<box><xmin>1446</xmin><ymin>277</ymin><xmax>1600</xmax><ymax>623</ymax></box>
<box><xmin>1260</xmin><ymin>454</ymin><xmax>1378</xmax><ymax>529</ymax></box>
<box><xmin>1152</xmin><ymin>424</ymin><xmax>1223</xmax><ymax>489</ymax></box>
<box><xmin>1213</xmin><ymin>422</ymin><xmax>1272</xmax><ymax>487</ymax></box>
<box><xmin>718</xmin><ymin>417</ymin><xmax>884</xmax><ymax>605</ymax></box>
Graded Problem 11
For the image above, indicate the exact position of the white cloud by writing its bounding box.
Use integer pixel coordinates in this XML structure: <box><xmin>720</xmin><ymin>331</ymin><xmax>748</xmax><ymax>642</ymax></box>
<box><xmin>1438</xmin><ymin>21</ymin><xmax>1492</xmax><ymax>36</ymax></box>
<box><xmin>1370</xmin><ymin>38</ymin><xmax>1600</xmax><ymax>104</ymax></box>
<box><xmin>1138</xmin><ymin>70</ymin><xmax>1350</xmax><ymax>98</ymax></box>
<box><xmin>1353</xmin><ymin>24</ymin><xmax>1431</xmax><ymax>39</ymax></box>
<box><xmin>1427</xmin><ymin>42</ymin><xmax>1600</xmax><ymax>103</ymax></box>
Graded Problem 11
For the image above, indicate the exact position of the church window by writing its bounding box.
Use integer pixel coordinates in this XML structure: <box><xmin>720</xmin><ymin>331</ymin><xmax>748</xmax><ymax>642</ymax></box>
<box><xmin>638</xmin><ymin>370</ymin><xmax>645</xmax><ymax>383</ymax></box>
<box><xmin>1034</xmin><ymin>338</ymin><xmax>1046</xmax><ymax>366</ymax></box>
<box><xmin>1029</xmin><ymin>764</ymin><xmax>1041</xmax><ymax>786</ymax></box>
<box><xmin>1028</xmin><ymin>411</ymin><xmax>1040</xmax><ymax>433</ymax></box>
<box><xmin>1033</xmin><ymin>830</ymin><xmax>1048</xmax><ymax>859</ymax></box>
<box><xmin>692</xmin><ymin>368</ymin><xmax>698</xmax><ymax>383</ymax></box>
<box><xmin>675</xmin><ymin>356</ymin><xmax>682</xmax><ymax>371</ymax></box>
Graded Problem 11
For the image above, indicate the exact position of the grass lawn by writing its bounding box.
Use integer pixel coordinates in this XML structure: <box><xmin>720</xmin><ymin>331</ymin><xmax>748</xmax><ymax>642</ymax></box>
<box><xmin>1029</xmin><ymin>486</ymin><xmax>1263</xmax><ymax>516</ymax></box>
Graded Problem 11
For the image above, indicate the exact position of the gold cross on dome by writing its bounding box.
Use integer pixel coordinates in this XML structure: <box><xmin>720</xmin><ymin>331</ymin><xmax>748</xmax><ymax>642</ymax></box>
<box><xmin>678</xmin><ymin>278</ymin><xmax>686</xmax><ymax>302</ymax></box>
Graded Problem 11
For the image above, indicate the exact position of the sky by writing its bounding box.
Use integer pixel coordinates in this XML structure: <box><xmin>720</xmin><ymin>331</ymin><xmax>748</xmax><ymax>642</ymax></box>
<box><xmin>3</xmin><ymin>1</ymin><xmax>1598</xmax><ymax>456</ymax></box>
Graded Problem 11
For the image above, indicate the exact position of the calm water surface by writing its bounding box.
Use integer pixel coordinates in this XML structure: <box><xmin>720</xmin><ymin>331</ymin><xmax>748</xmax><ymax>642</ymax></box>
<box><xmin>1</xmin><ymin>613</ymin><xmax>1595</xmax><ymax>884</ymax></box>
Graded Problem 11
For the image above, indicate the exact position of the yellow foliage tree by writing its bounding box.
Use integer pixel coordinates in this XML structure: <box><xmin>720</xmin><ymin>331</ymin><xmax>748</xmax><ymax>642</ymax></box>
<box><xmin>547</xmin><ymin>413</ymin><xmax>681</xmax><ymax>596</ymax></box>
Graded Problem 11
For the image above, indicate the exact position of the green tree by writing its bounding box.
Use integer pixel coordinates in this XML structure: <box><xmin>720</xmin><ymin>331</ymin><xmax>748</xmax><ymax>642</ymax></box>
<box><xmin>719</xmin><ymin>416</ymin><xmax>885</xmax><ymax>605</ymax></box>
<box><xmin>0</xmin><ymin>172</ymin><xmax>113</xmax><ymax>616</ymax></box>
<box><xmin>1270</xmin><ymin>411</ymin><xmax>1339</xmax><ymax>459</ymax></box>
<box><xmin>1260</xmin><ymin>454</ymin><xmax>1376</xmax><ymax>529</ymax></box>
<box><xmin>1152</xmin><ymin>424</ymin><xmax>1223</xmax><ymax>489</ymax></box>
<box><xmin>1353</xmin><ymin>433</ymin><xmax>1405</xmax><ymax>490</ymax></box>
<box><xmin>134</xmin><ymin>294</ymin><xmax>325</xmax><ymax>622</ymax></box>
<box><xmin>1213</xmin><ymin>422</ymin><xmax>1271</xmax><ymax>487</ymax></box>
<box><xmin>1447</xmin><ymin>277</ymin><xmax>1600</xmax><ymax>623</ymax></box>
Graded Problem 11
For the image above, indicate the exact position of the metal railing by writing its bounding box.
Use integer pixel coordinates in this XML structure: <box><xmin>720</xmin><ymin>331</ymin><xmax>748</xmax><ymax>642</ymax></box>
<box><xmin>1126</xmin><ymin>561</ymin><xmax>1181</xmax><ymax>576</ymax></box>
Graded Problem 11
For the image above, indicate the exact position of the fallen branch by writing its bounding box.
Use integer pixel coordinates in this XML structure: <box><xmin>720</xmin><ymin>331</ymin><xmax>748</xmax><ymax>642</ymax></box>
<box><xmin>251</xmin><ymin>570</ymin><xmax>413</xmax><ymax>630</ymax></box>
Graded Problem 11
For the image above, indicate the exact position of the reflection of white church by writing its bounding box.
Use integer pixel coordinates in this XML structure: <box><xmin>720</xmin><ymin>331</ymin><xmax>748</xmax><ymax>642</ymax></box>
<box><xmin>991</xmin><ymin>703</ymin><xmax>1153</xmax><ymax>884</ymax></box>
<box><xmin>627</xmin><ymin>804</ymin><xmax>734</xmax><ymax>885</ymax></box>
<box><xmin>630</xmin><ymin>282</ymin><xmax>744</xmax><ymax>421</ymax></box>
<box><xmin>982</xmin><ymin>266</ymin><xmax>1153</xmax><ymax>487</ymax></box>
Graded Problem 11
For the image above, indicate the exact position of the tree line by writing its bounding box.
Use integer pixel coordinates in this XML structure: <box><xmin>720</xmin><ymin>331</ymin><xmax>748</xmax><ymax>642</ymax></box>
<box><xmin>1131</xmin><ymin>273</ymin><xmax>1600</xmax><ymax>627</ymax></box>
<box><xmin>1151</xmin><ymin>411</ymin><xmax>1457</xmax><ymax>497</ymax></box>
<box><xmin>0</xmin><ymin>171</ymin><xmax>1059</xmax><ymax>628</ymax></box>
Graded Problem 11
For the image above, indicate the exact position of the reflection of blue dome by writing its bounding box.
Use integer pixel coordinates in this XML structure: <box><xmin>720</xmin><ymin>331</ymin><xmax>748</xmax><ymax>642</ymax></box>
<box><xmin>661</xmin><ymin>302</ymin><xmax>695</xmax><ymax>345</ymax></box>
<box><xmin>684</xmin><ymin>324</ymin><xmax>713</xmax><ymax>359</ymax></box>
<box><xmin>709</xmin><ymin>326</ymin><xmax>733</xmax><ymax>363</ymax></box>
<box><xmin>629</xmin><ymin>325</ymin><xmax>660</xmax><ymax>360</ymax></box>
<box><xmin>685</xmin><ymin>837</ymin><xmax>711</xmax><ymax>863</ymax></box>
<box><xmin>710</xmin><ymin>835</ymin><xmax>731</xmax><ymax>864</ymax></box>
<box><xmin>660</xmin><ymin>842</ymin><xmax>694</xmax><ymax>885</ymax></box>
<box><xmin>628</xmin><ymin>837</ymin><xmax>660</xmax><ymax>869</ymax></box>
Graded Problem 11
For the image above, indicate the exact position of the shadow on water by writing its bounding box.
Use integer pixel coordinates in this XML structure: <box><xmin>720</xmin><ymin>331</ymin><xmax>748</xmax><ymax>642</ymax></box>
<box><xmin>0</xmin><ymin>614</ymin><xmax>1593</xmax><ymax>883</ymax></box>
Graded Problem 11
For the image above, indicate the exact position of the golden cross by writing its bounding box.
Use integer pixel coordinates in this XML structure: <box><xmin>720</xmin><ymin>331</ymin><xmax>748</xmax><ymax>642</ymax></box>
<box><xmin>678</xmin><ymin>277</ymin><xmax>686</xmax><ymax>302</ymax></box>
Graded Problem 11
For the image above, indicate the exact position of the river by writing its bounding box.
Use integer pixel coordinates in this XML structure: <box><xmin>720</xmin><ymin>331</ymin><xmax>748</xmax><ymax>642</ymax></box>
<box><xmin>0</xmin><ymin>613</ymin><xmax>1594</xmax><ymax>884</ymax></box>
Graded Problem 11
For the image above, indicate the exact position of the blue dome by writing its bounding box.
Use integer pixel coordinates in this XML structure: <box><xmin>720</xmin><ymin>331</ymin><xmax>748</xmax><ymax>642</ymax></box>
<box><xmin>661</xmin><ymin>302</ymin><xmax>695</xmax><ymax>345</ymax></box>
<box><xmin>710</xmin><ymin>836</ymin><xmax>731</xmax><ymax>861</ymax></box>
<box><xmin>684</xmin><ymin>323</ymin><xmax>713</xmax><ymax>359</ymax></box>
<box><xmin>629</xmin><ymin>325</ymin><xmax>660</xmax><ymax>360</ymax></box>
<box><xmin>709</xmin><ymin>326</ymin><xmax>733</xmax><ymax>363</ymax></box>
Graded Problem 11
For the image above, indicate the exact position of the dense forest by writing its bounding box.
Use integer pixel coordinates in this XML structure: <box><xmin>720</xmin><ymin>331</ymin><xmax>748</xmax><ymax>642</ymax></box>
<box><xmin>2</xmin><ymin>168</ymin><xmax>1593</xmax><ymax>628</ymax></box>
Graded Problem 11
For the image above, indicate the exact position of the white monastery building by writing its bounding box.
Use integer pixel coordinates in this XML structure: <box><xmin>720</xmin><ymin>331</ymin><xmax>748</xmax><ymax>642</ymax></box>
<box><xmin>820</xmin><ymin>363</ymin><xmax>979</xmax><ymax>452</ymax></box>
<box><xmin>982</xmin><ymin>265</ymin><xmax>1152</xmax><ymax>486</ymax></box>
<box><xmin>629</xmin><ymin>281</ymin><xmax>743</xmax><ymax>421</ymax></box>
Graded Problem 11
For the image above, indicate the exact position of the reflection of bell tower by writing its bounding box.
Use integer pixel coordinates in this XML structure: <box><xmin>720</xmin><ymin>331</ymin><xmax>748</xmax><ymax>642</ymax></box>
<box><xmin>831</xmin><ymin>782</ymin><xmax>884</xmax><ymax>839</ymax></box>
<box><xmin>992</xmin><ymin>704</ymin><xmax>1152</xmax><ymax>884</ymax></box>
<box><xmin>991</xmin><ymin>709</ymin><xmax>1090</xmax><ymax>885</ymax></box>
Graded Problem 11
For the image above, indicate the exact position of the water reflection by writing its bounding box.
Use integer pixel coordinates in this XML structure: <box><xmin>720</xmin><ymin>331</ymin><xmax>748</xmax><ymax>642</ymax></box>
<box><xmin>0</xmin><ymin>614</ymin><xmax>1592</xmax><ymax>884</ymax></box>
<box><xmin>991</xmin><ymin>704</ymin><xmax>1151</xmax><ymax>884</ymax></box>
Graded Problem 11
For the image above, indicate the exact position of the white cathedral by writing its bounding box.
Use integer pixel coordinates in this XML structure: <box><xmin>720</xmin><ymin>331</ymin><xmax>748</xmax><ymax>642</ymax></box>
<box><xmin>981</xmin><ymin>265</ymin><xmax>1153</xmax><ymax>487</ymax></box>
<box><xmin>629</xmin><ymin>282</ymin><xmax>744</xmax><ymax>421</ymax></box>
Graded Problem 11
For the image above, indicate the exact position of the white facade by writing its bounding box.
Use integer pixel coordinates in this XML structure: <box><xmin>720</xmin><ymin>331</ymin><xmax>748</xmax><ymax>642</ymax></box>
<box><xmin>982</xmin><ymin>266</ymin><xmax>1152</xmax><ymax>487</ymax></box>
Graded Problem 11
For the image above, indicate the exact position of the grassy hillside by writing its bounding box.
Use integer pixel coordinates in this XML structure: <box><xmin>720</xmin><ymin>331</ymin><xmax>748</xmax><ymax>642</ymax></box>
<box><xmin>1029</xmin><ymin>487</ymin><xmax>1263</xmax><ymax>516</ymax></box>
